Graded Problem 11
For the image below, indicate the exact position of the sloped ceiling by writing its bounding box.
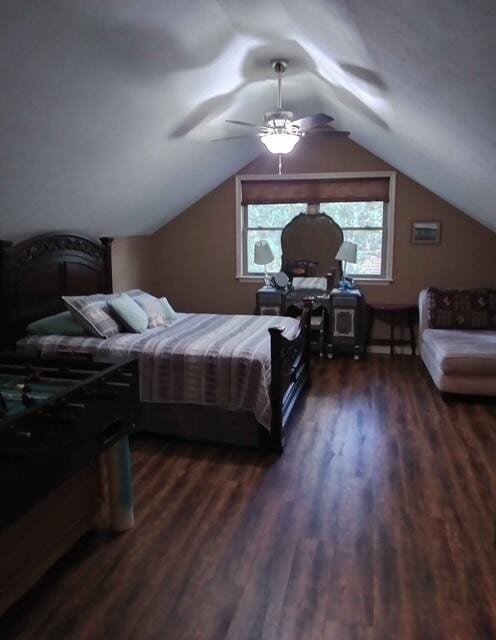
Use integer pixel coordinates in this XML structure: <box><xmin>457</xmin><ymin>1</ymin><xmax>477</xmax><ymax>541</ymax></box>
<box><xmin>1</xmin><ymin>0</ymin><xmax>495</xmax><ymax>241</ymax></box>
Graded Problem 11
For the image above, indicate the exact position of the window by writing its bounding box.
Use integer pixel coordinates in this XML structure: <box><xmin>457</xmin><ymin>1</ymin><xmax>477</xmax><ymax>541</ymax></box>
<box><xmin>237</xmin><ymin>172</ymin><xmax>395</xmax><ymax>281</ymax></box>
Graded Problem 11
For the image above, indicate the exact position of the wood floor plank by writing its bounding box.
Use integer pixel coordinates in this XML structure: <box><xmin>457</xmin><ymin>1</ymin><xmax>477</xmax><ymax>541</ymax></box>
<box><xmin>324</xmin><ymin>619</ymin><xmax>373</xmax><ymax>640</ymax></box>
<box><xmin>0</xmin><ymin>356</ymin><xmax>495</xmax><ymax>640</ymax></box>
<box><xmin>276</xmin><ymin>538</ymin><xmax>335</xmax><ymax>640</ymax></box>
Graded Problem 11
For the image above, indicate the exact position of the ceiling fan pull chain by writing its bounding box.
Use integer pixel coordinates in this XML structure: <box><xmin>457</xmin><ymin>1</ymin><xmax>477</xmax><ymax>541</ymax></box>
<box><xmin>278</xmin><ymin>154</ymin><xmax>282</xmax><ymax>175</ymax></box>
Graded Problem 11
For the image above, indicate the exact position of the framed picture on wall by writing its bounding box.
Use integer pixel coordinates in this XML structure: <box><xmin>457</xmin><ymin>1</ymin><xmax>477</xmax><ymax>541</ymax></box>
<box><xmin>411</xmin><ymin>221</ymin><xmax>441</xmax><ymax>244</ymax></box>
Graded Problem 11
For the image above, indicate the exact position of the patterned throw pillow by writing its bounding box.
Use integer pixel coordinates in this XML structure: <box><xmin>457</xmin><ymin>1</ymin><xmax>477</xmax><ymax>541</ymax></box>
<box><xmin>63</xmin><ymin>293</ymin><xmax>120</xmax><ymax>338</ymax></box>
<box><xmin>126</xmin><ymin>290</ymin><xmax>168</xmax><ymax>328</ymax></box>
<box><xmin>427</xmin><ymin>288</ymin><xmax>490</xmax><ymax>330</ymax></box>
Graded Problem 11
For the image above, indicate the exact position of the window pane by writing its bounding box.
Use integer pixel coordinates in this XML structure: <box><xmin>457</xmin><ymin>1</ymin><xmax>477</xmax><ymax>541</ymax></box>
<box><xmin>320</xmin><ymin>201</ymin><xmax>383</xmax><ymax>228</ymax></box>
<box><xmin>247</xmin><ymin>203</ymin><xmax>306</xmax><ymax>228</ymax></box>
<box><xmin>247</xmin><ymin>230</ymin><xmax>282</xmax><ymax>273</ymax></box>
<box><xmin>343</xmin><ymin>229</ymin><xmax>383</xmax><ymax>276</ymax></box>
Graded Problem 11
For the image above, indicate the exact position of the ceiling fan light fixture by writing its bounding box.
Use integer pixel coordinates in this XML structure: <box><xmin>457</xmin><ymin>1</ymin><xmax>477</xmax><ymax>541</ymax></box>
<box><xmin>260</xmin><ymin>131</ymin><xmax>300</xmax><ymax>154</ymax></box>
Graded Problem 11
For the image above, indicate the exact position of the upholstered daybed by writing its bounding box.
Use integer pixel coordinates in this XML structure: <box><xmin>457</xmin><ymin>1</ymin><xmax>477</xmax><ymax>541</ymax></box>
<box><xmin>419</xmin><ymin>288</ymin><xmax>496</xmax><ymax>397</ymax></box>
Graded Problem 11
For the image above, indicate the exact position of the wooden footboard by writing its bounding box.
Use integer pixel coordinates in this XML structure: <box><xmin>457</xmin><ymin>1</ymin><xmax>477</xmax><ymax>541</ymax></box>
<box><xmin>267</xmin><ymin>299</ymin><xmax>312</xmax><ymax>452</ymax></box>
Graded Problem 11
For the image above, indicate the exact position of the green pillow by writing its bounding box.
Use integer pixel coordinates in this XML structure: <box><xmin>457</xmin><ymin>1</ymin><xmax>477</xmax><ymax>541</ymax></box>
<box><xmin>158</xmin><ymin>296</ymin><xmax>177</xmax><ymax>322</ymax></box>
<box><xmin>109</xmin><ymin>293</ymin><xmax>148</xmax><ymax>333</ymax></box>
<box><xmin>27</xmin><ymin>311</ymin><xmax>87</xmax><ymax>336</ymax></box>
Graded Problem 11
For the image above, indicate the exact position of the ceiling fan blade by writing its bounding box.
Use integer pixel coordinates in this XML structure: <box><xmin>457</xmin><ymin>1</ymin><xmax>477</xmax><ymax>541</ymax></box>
<box><xmin>305</xmin><ymin>128</ymin><xmax>350</xmax><ymax>138</ymax></box>
<box><xmin>292</xmin><ymin>113</ymin><xmax>335</xmax><ymax>130</ymax></box>
<box><xmin>212</xmin><ymin>134</ymin><xmax>259</xmax><ymax>142</ymax></box>
<box><xmin>225</xmin><ymin>119</ymin><xmax>261</xmax><ymax>128</ymax></box>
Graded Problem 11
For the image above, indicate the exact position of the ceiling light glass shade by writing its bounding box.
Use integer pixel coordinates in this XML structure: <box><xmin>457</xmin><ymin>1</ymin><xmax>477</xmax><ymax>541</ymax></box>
<box><xmin>260</xmin><ymin>131</ymin><xmax>300</xmax><ymax>154</ymax></box>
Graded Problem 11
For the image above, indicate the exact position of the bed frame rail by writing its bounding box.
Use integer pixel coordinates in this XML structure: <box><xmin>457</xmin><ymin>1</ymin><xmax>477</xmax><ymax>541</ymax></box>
<box><xmin>268</xmin><ymin>299</ymin><xmax>312</xmax><ymax>451</ymax></box>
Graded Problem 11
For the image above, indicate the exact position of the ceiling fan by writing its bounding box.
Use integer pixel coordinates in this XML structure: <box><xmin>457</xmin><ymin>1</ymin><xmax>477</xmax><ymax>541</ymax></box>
<box><xmin>221</xmin><ymin>59</ymin><xmax>350</xmax><ymax>155</ymax></box>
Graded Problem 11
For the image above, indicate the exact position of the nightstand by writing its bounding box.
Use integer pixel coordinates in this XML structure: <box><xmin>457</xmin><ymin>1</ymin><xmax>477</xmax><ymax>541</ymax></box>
<box><xmin>256</xmin><ymin>286</ymin><xmax>287</xmax><ymax>316</ymax></box>
<box><xmin>317</xmin><ymin>288</ymin><xmax>367</xmax><ymax>359</ymax></box>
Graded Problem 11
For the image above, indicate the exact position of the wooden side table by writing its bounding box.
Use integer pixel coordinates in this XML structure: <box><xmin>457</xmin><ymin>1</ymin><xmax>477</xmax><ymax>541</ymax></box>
<box><xmin>366</xmin><ymin>304</ymin><xmax>417</xmax><ymax>356</ymax></box>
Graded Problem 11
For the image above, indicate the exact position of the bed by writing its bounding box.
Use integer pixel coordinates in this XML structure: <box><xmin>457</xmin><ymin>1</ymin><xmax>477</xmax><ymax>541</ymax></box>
<box><xmin>0</xmin><ymin>233</ymin><xmax>312</xmax><ymax>451</ymax></box>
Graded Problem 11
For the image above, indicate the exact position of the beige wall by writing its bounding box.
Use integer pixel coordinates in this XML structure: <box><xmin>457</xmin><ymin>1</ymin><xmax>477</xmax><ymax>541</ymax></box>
<box><xmin>112</xmin><ymin>235</ymin><xmax>153</xmax><ymax>292</ymax></box>
<box><xmin>147</xmin><ymin>137</ymin><xmax>496</xmax><ymax>319</ymax></box>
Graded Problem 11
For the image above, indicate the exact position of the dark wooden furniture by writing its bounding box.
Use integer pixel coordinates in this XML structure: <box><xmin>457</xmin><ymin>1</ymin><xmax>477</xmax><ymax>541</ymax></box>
<box><xmin>0</xmin><ymin>233</ymin><xmax>311</xmax><ymax>452</ymax></box>
<box><xmin>280</xmin><ymin>212</ymin><xmax>343</xmax><ymax>286</ymax></box>
<box><xmin>256</xmin><ymin>286</ymin><xmax>329</xmax><ymax>359</ymax></box>
<box><xmin>317</xmin><ymin>289</ymin><xmax>367</xmax><ymax>359</ymax></box>
<box><xmin>256</xmin><ymin>213</ymin><xmax>345</xmax><ymax>357</ymax></box>
<box><xmin>0</xmin><ymin>354</ymin><xmax>138</xmax><ymax>616</ymax></box>
<box><xmin>0</xmin><ymin>234</ymin><xmax>113</xmax><ymax>350</ymax></box>
<box><xmin>366</xmin><ymin>303</ymin><xmax>417</xmax><ymax>355</ymax></box>
<box><xmin>256</xmin><ymin>285</ymin><xmax>288</xmax><ymax>316</ymax></box>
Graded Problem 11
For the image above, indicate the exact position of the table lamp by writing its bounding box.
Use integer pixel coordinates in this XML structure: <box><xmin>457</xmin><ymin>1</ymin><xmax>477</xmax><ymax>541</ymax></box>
<box><xmin>335</xmin><ymin>241</ymin><xmax>357</xmax><ymax>291</ymax></box>
<box><xmin>254</xmin><ymin>240</ymin><xmax>274</xmax><ymax>287</ymax></box>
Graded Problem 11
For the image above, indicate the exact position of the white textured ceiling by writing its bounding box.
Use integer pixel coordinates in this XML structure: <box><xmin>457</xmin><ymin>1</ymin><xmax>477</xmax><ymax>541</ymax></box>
<box><xmin>1</xmin><ymin>0</ymin><xmax>495</xmax><ymax>241</ymax></box>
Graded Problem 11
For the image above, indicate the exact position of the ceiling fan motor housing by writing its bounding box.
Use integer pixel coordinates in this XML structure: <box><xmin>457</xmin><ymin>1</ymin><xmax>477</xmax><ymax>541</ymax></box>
<box><xmin>264</xmin><ymin>110</ymin><xmax>295</xmax><ymax>125</ymax></box>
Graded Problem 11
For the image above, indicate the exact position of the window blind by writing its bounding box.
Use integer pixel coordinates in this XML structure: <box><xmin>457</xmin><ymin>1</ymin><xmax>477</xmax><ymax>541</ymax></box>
<box><xmin>241</xmin><ymin>177</ymin><xmax>390</xmax><ymax>205</ymax></box>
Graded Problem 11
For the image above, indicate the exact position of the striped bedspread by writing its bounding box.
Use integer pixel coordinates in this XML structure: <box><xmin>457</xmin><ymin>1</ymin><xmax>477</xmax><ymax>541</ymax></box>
<box><xmin>18</xmin><ymin>313</ymin><xmax>301</xmax><ymax>430</ymax></box>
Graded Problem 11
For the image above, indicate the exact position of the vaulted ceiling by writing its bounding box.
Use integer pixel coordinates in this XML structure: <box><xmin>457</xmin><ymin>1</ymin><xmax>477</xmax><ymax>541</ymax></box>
<box><xmin>1</xmin><ymin>0</ymin><xmax>495</xmax><ymax>241</ymax></box>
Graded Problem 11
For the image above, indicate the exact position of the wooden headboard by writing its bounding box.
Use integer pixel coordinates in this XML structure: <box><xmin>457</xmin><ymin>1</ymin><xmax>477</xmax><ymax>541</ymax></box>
<box><xmin>0</xmin><ymin>233</ymin><xmax>113</xmax><ymax>349</ymax></box>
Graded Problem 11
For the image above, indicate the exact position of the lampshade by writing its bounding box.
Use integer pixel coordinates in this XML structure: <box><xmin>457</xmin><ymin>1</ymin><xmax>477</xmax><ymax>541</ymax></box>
<box><xmin>254</xmin><ymin>240</ymin><xmax>274</xmax><ymax>265</ymax></box>
<box><xmin>260</xmin><ymin>131</ymin><xmax>300</xmax><ymax>154</ymax></box>
<box><xmin>335</xmin><ymin>241</ymin><xmax>357</xmax><ymax>263</ymax></box>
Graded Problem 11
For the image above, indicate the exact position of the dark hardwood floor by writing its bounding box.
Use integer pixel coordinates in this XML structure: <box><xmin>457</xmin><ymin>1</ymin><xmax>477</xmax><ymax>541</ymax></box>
<box><xmin>1</xmin><ymin>356</ymin><xmax>496</xmax><ymax>640</ymax></box>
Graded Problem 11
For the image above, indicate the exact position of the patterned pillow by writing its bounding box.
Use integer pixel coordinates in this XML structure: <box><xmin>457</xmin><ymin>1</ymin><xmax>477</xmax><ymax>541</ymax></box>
<box><xmin>126</xmin><ymin>290</ymin><xmax>168</xmax><ymax>328</ymax></box>
<box><xmin>63</xmin><ymin>293</ymin><xmax>120</xmax><ymax>338</ymax></box>
<box><xmin>427</xmin><ymin>288</ymin><xmax>490</xmax><ymax>330</ymax></box>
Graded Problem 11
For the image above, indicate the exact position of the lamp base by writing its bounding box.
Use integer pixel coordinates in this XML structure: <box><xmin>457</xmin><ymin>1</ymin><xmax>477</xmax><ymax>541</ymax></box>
<box><xmin>263</xmin><ymin>265</ymin><xmax>272</xmax><ymax>288</ymax></box>
<box><xmin>338</xmin><ymin>277</ymin><xmax>355</xmax><ymax>292</ymax></box>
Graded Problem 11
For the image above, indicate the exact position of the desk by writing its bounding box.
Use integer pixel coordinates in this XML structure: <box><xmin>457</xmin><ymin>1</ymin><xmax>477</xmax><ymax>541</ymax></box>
<box><xmin>367</xmin><ymin>304</ymin><xmax>417</xmax><ymax>355</ymax></box>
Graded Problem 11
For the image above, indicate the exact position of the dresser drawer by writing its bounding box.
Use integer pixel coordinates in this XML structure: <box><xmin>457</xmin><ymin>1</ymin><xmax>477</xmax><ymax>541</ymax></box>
<box><xmin>332</xmin><ymin>295</ymin><xmax>357</xmax><ymax>308</ymax></box>
<box><xmin>258</xmin><ymin>292</ymin><xmax>283</xmax><ymax>304</ymax></box>
<box><xmin>259</xmin><ymin>305</ymin><xmax>282</xmax><ymax>316</ymax></box>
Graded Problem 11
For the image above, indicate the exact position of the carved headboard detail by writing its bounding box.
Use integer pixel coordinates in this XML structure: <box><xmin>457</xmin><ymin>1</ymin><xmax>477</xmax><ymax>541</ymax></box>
<box><xmin>0</xmin><ymin>233</ymin><xmax>113</xmax><ymax>349</ymax></box>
